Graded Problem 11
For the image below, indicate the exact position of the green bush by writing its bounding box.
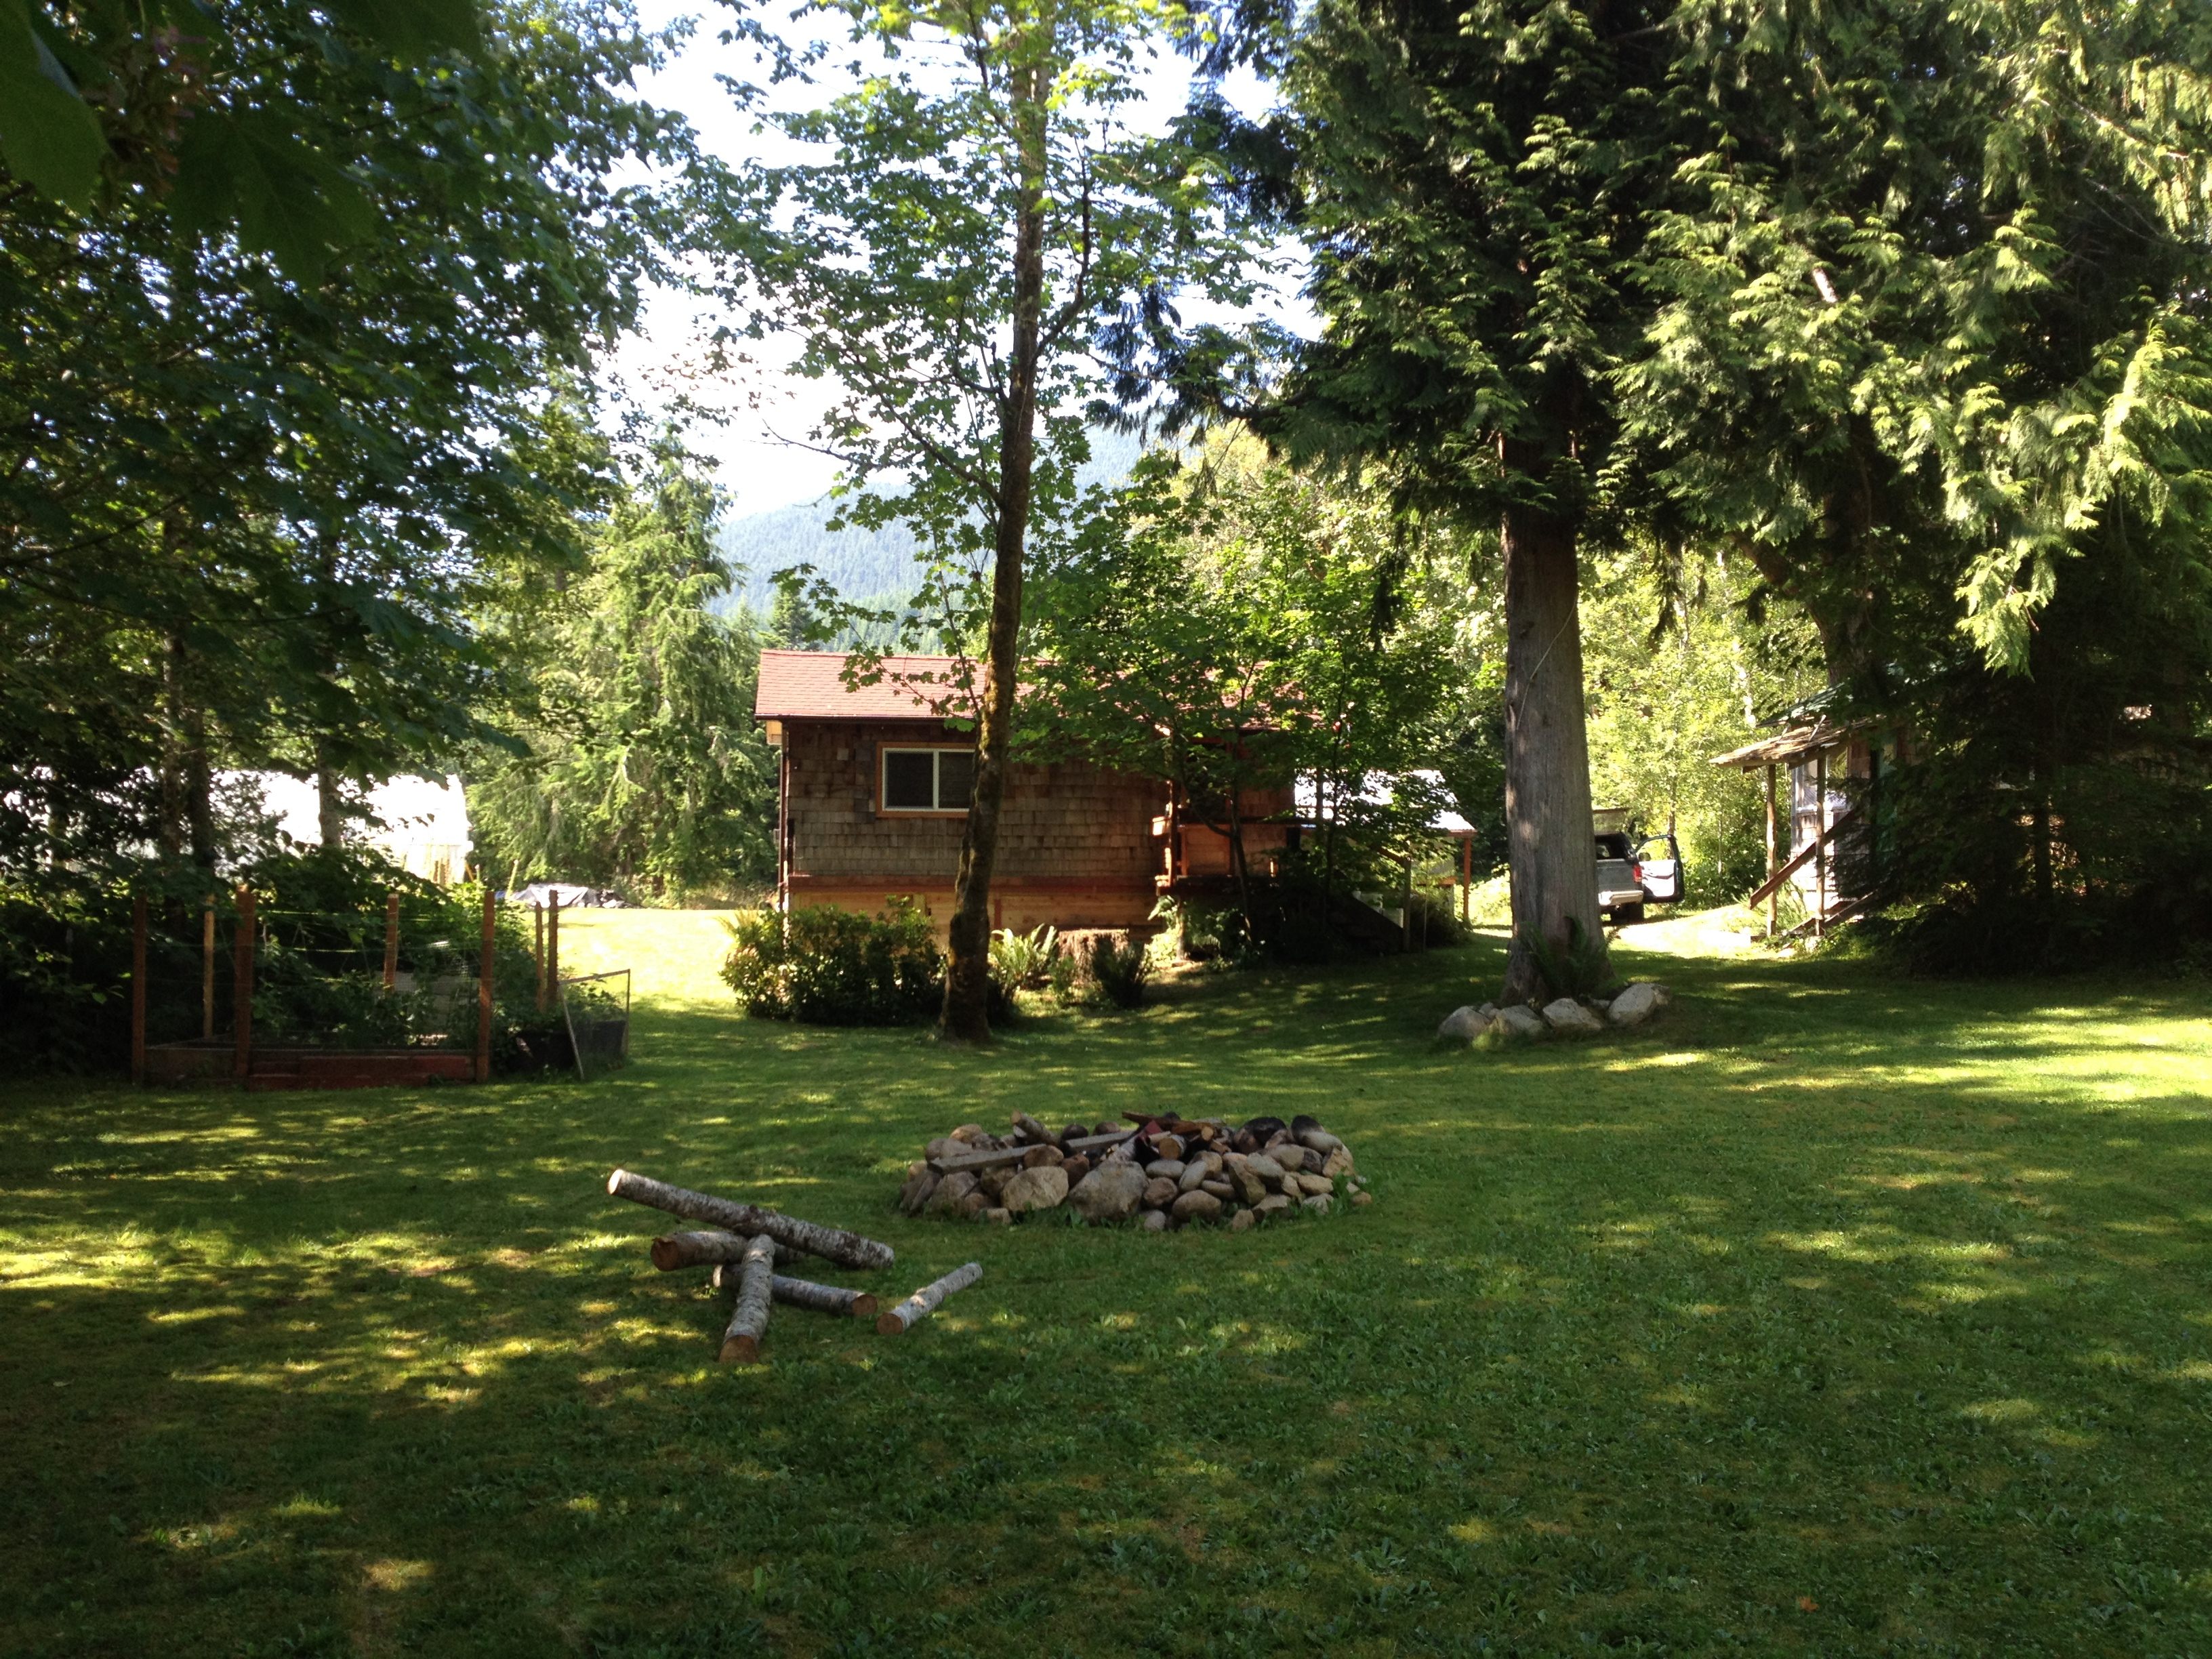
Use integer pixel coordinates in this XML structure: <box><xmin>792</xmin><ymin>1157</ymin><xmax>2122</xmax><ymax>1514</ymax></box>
<box><xmin>988</xmin><ymin>924</ymin><xmax>1058</xmax><ymax>996</ymax></box>
<box><xmin>721</xmin><ymin>899</ymin><xmax>945</xmax><ymax>1025</ymax></box>
<box><xmin>1084</xmin><ymin>931</ymin><xmax>1151</xmax><ymax>1010</ymax></box>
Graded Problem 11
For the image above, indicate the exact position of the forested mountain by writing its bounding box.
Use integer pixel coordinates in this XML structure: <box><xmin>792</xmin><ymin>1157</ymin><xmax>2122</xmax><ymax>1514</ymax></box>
<box><xmin>710</xmin><ymin>428</ymin><xmax>1143</xmax><ymax>611</ymax></box>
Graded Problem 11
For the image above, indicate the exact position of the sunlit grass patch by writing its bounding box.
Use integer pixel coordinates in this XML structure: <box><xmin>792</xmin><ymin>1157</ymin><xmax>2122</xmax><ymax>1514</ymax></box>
<box><xmin>3</xmin><ymin>910</ymin><xmax>2211</xmax><ymax>1654</ymax></box>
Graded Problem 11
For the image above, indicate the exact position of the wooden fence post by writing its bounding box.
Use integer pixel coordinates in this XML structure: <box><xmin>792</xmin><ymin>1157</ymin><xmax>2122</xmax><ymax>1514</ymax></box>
<box><xmin>201</xmin><ymin>898</ymin><xmax>216</xmax><ymax>1040</ymax></box>
<box><xmin>548</xmin><ymin>890</ymin><xmax>560</xmax><ymax>994</ymax></box>
<box><xmin>233</xmin><ymin>886</ymin><xmax>255</xmax><ymax>1082</ymax></box>
<box><xmin>1763</xmin><ymin>763</ymin><xmax>1779</xmax><ymax>941</ymax></box>
<box><xmin>476</xmin><ymin>886</ymin><xmax>495</xmax><ymax>1084</ymax></box>
<box><xmin>383</xmin><ymin>892</ymin><xmax>401</xmax><ymax>989</ymax></box>
<box><xmin>534</xmin><ymin>903</ymin><xmax>546</xmax><ymax>1011</ymax></box>
<box><xmin>130</xmin><ymin>895</ymin><xmax>147</xmax><ymax>1086</ymax></box>
<box><xmin>1813</xmin><ymin>750</ymin><xmax>1829</xmax><ymax>941</ymax></box>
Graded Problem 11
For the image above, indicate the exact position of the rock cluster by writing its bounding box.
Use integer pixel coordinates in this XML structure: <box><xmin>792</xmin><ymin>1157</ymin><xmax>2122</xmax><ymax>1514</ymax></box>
<box><xmin>897</xmin><ymin>1111</ymin><xmax>1370</xmax><ymax>1230</ymax></box>
<box><xmin>1437</xmin><ymin>981</ymin><xmax>1673</xmax><ymax>1044</ymax></box>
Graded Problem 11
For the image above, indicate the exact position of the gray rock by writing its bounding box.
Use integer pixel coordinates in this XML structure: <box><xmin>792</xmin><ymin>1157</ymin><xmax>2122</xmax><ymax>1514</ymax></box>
<box><xmin>1228</xmin><ymin>1207</ymin><xmax>1256</xmax><ymax>1233</ymax></box>
<box><xmin>1321</xmin><ymin>1147</ymin><xmax>1355</xmax><ymax>1179</ymax></box>
<box><xmin>1607</xmin><ymin>981</ymin><xmax>1671</xmax><ymax>1027</ymax></box>
<box><xmin>1000</xmin><ymin>1164</ymin><xmax>1069</xmax><ymax>1214</ymax></box>
<box><xmin>1066</xmin><ymin>1161</ymin><xmax>1148</xmax><ymax>1225</ymax></box>
<box><xmin>982</xmin><ymin>1206</ymin><xmax>1012</xmax><ymax>1225</ymax></box>
<box><xmin>1225</xmin><ymin>1159</ymin><xmax>1267</xmax><ymax>1205</ymax></box>
<box><xmin>1294</xmin><ymin>1170</ymin><xmax>1335</xmax><ymax>1197</ymax></box>
<box><xmin>1541</xmin><ymin>998</ymin><xmax>1605</xmax><ymax>1034</ymax></box>
<box><xmin>1496</xmin><ymin>1004</ymin><xmax>1547</xmax><ymax>1040</ymax></box>
<box><xmin>1139</xmin><ymin>1208</ymin><xmax>1169</xmax><ymax>1232</ymax></box>
<box><xmin>1244</xmin><ymin>1152</ymin><xmax>1286</xmax><ymax>1185</ymax></box>
<box><xmin>1437</xmin><ymin>1004</ymin><xmax>1495</xmax><ymax>1042</ymax></box>
<box><xmin>1177</xmin><ymin>1160</ymin><xmax>1210</xmax><ymax>1194</ymax></box>
<box><xmin>924</xmin><ymin>1136</ymin><xmax>963</xmax><ymax>1164</ymax></box>
<box><xmin>1271</xmin><ymin>1143</ymin><xmax>1311</xmax><ymax>1174</ymax></box>
<box><xmin>1253</xmin><ymin>1193</ymin><xmax>1293</xmax><ymax>1218</ymax></box>
<box><xmin>1201</xmin><ymin>1178</ymin><xmax>1235</xmax><ymax>1203</ymax></box>
<box><xmin>1145</xmin><ymin>1158</ymin><xmax>1187</xmax><ymax>1184</ymax></box>
<box><xmin>1142</xmin><ymin>1176</ymin><xmax>1179</xmax><ymax>1210</ymax></box>
<box><xmin>1349</xmin><ymin>1189</ymin><xmax>1374</xmax><ymax>1207</ymax></box>
<box><xmin>924</xmin><ymin>1170</ymin><xmax>980</xmax><ymax>1215</ymax></box>
<box><xmin>951</xmin><ymin>1123</ymin><xmax>985</xmax><ymax>1143</ymax></box>
<box><xmin>1010</xmin><ymin>1111</ymin><xmax>1053</xmax><ymax>1145</ymax></box>
<box><xmin>1296</xmin><ymin>1126</ymin><xmax>1345</xmax><ymax>1156</ymax></box>
<box><xmin>1170</xmin><ymin>1189</ymin><xmax>1223</xmax><ymax>1225</ymax></box>
<box><xmin>1300</xmin><ymin>1193</ymin><xmax>1334</xmax><ymax>1216</ymax></box>
<box><xmin>899</xmin><ymin>1167</ymin><xmax>941</xmax><ymax>1215</ymax></box>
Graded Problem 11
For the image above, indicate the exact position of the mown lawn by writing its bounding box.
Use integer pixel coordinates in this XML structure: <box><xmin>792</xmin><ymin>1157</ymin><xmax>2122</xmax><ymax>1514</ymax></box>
<box><xmin>3</xmin><ymin>912</ymin><xmax>2210</xmax><ymax>1657</ymax></box>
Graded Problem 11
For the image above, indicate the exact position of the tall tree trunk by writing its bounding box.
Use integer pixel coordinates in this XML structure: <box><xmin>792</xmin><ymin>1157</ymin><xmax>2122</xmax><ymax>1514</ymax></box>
<box><xmin>940</xmin><ymin>60</ymin><xmax>1049</xmax><ymax>1043</ymax></box>
<box><xmin>316</xmin><ymin>744</ymin><xmax>347</xmax><ymax>848</ymax></box>
<box><xmin>1499</xmin><ymin>499</ymin><xmax>1604</xmax><ymax>1003</ymax></box>
<box><xmin>158</xmin><ymin>629</ymin><xmax>190</xmax><ymax>860</ymax></box>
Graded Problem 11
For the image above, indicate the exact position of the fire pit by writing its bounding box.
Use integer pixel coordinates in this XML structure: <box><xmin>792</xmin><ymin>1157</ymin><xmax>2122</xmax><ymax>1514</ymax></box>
<box><xmin>897</xmin><ymin>1111</ymin><xmax>1369</xmax><ymax>1231</ymax></box>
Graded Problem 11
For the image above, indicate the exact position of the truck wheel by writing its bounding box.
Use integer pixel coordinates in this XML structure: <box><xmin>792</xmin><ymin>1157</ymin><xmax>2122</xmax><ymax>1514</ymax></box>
<box><xmin>1616</xmin><ymin>903</ymin><xmax>1647</xmax><ymax>925</ymax></box>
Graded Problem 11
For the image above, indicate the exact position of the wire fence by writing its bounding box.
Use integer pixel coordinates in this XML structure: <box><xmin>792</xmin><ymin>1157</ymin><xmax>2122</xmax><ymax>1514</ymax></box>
<box><xmin>128</xmin><ymin>888</ymin><xmax>629</xmax><ymax>1087</ymax></box>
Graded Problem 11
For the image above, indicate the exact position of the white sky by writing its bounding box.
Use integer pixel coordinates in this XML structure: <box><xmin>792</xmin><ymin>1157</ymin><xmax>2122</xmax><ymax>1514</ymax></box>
<box><xmin>598</xmin><ymin>1</ymin><xmax>1305</xmax><ymax>517</ymax></box>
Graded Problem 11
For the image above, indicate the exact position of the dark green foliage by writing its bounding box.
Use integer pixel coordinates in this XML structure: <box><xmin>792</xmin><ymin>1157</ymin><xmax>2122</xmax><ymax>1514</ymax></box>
<box><xmin>1525</xmin><ymin>917</ymin><xmax>1623</xmax><ymax>1004</ymax></box>
<box><xmin>720</xmin><ymin>902</ymin><xmax>947</xmax><ymax>1026</ymax></box>
<box><xmin>1082</xmin><ymin>933</ymin><xmax>1152</xmax><ymax>1010</ymax></box>
<box><xmin>466</xmin><ymin>439</ymin><xmax>777</xmax><ymax>901</ymax></box>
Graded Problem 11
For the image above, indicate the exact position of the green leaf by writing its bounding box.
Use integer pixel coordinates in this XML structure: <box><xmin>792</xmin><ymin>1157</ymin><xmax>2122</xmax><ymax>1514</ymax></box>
<box><xmin>0</xmin><ymin>0</ymin><xmax>106</xmax><ymax>206</ymax></box>
<box><xmin>318</xmin><ymin>0</ymin><xmax>484</xmax><ymax>60</ymax></box>
<box><xmin>173</xmin><ymin>110</ymin><xmax>376</xmax><ymax>283</ymax></box>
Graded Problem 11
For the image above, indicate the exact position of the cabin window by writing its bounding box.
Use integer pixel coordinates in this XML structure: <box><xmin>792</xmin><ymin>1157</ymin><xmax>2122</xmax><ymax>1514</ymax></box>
<box><xmin>881</xmin><ymin>746</ymin><xmax>974</xmax><ymax>813</ymax></box>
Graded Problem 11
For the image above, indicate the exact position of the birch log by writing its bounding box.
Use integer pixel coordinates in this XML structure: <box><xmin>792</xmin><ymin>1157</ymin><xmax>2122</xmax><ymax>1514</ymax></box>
<box><xmin>718</xmin><ymin>1234</ymin><xmax>777</xmax><ymax>1364</ymax></box>
<box><xmin>607</xmin><ymin>1169</ymin><xmax>895</xmax><ymax>1271</ymax></box>
<box><xmin>875</xmin><ymin>1262</ymin><xmax>983</xmax><ymax>1336</ymax></box>
<box><xmin>653</xmin><ymin>1230</ymin><xmax>802</xmax><ymax>1271</ymax></box>
<box><xmin>711</xmin><ymin>1263</ymin><xmax>879</xmax><ymax>1319</ymax></box>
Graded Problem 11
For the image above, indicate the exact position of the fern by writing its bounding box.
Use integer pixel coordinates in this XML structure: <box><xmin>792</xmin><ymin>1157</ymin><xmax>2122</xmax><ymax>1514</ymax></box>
<box><xmin>1524</xmin><ymin>918</ymin><xmax>1624</xmax><ymax>1002</ymax></box>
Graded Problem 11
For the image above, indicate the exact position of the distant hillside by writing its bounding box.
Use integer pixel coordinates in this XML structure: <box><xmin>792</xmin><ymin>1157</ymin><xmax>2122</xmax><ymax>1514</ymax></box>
<box><xmin>712</xmin><ymin>428</ymin><xmax>1144</xmax><ymax>615</ymax></box>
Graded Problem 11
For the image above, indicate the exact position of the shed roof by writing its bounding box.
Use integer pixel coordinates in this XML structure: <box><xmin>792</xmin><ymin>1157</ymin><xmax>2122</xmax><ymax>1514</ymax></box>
<box><xmin>1710</xmin><ymin>721</ymin><xmax>1853</xmax><ymax>769</ymax></box>
<box><xmin>754</xmin><ymin>651</ymin><xmax>976</xmax><ymax>722</ymax></box>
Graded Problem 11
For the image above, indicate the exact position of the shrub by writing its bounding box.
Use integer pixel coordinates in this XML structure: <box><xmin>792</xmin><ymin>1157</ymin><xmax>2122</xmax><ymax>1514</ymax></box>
<box><xmin>1525</xmin><ymin>916</ymin><xmax>1624</xmax><ymax>1002</ymax></box>
<box><xmin>721</xmin><ymin>899</ymin><xmax>944</xmax><ymax>1025</ymax></box>
<box><xmin>988</xmin><ymin>924</ymin><xmax>1058</xmax><ymax>996</ymax></box>
<box><xmin>1149</xmin><ymin>895</ymin><xmax>1249</xmax><ymax>964</ymax></box>
<box><xmin>1084</xmin><ymin>931</ymin><xmax>1151</xmax><ymax>1010</ymax></box>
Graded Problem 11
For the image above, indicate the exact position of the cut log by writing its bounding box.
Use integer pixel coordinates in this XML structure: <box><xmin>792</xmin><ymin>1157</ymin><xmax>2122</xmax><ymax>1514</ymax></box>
<box><xmin>607</xmin><ymin>1169</ymin><xmax>894</xmax><ymax>1271</ymax></box>
<box><xmin>875</xmin><ymin>1261</ymin><xmax>983</xmax><ymax>1336</ymax></box>
<box><xmin>719</xmin><ymin>1234</ymin><xmax>776</xmax><ymax>1364</ymax></box>
<box><xmin>652</xmin><ymin>1230</ymin><xmax>802</xmax><ymax>1271</ymax></box>
<box><xmin>711</xmin><ymin>1264</ymin><xmax>880</xmax><ymax>1319</ymax></box>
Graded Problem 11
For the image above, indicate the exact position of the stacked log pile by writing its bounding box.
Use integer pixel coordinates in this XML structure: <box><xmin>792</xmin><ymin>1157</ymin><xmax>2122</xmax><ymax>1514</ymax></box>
<box><xmin>607</xmin><ymin>1168</ymin><xmax>979</xmax><ymax>1362</ymax></box>
<box><xmin>896</xmin><ymin>1112</ymin><xmax>1370</xmax><ymax>1231</ymax></box>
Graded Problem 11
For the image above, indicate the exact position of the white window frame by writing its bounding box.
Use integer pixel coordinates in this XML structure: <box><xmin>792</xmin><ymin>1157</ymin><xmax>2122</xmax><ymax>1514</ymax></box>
<box><xmin>879</xmin><ymin>745</ymin><xmax>974</xmax><ymax>815</ymax></box>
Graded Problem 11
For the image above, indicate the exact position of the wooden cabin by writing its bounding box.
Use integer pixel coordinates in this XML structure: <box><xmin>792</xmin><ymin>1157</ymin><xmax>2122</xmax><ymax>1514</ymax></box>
<box><xmin>757</xmin><ymin>651</ymin><xmax>1217</xmax><ymax>933</ymax></box>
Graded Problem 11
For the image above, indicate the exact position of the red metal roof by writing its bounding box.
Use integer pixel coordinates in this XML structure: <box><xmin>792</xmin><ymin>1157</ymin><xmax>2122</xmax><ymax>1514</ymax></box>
<box><xmin>754</xmin><ymin>651</ymin><xmax>977</xmax><ymax>722</ymax></box>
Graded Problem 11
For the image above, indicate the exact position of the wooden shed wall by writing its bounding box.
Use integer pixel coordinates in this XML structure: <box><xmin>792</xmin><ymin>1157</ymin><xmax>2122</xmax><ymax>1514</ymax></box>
<box><xmin>779</xmin><ymin>719</ymin><xmax>1164</xmax><ymax>930</ymax></box>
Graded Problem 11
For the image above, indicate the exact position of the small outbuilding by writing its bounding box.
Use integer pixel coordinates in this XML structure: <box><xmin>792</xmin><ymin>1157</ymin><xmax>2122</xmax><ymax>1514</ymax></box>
<box><xmin>756</xmin><ymin>651</ymin><xmax>1238</xmax><ymax>934</ymax></box>
<box><xmin>1711</xmin><ymin>716</ymin><xmax>1887</xmax><ymax>937</ymax></box>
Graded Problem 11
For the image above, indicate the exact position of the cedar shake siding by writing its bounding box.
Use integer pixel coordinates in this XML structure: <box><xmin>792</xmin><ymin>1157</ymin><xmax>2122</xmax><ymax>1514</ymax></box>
<box><xmin>757</xmin><ymin>653</ymin><xmax>1166</xmax><ymax>933</ymax></box>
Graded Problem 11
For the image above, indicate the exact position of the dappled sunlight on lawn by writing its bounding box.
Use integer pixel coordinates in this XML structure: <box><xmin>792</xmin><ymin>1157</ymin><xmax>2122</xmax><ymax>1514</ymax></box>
<box><xmin>5</xmin><ymin>915</ymin><xmax>2212</xmax><ymax>1652</ymax></box>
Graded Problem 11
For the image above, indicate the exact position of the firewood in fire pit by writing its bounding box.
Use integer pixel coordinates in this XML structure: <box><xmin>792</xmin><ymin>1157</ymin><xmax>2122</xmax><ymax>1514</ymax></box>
<box><xmin>876</xmin><ymin>1261</ymin><xmax>983</xmax><ymax>1335</ymax></box>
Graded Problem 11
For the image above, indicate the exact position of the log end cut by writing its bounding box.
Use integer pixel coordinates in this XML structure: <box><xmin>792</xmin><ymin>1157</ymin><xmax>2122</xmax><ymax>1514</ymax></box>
<box><xmin>718</xmin><ymin>1332</ymin><xmax>761</xmax><ymax>1364</ymax></box>
<box><xmin>850</xmin><ymin>1292</ymin><xmax>879</xmax><ymax>1319</ymax></box>
<box><xmin>606</xmin><ymin>1168</ymin><xmax>629</xmax><ymax>1196</ymax></box>
<box><xmin>649</xmin><ymin>1235</ymin><xmax>681</xmax><ymax>1271</ymax></box>
<box><xmin>874</xmin><ymin>1311</ymin><xmax>904</xmax><ymax>1336</ymax></box>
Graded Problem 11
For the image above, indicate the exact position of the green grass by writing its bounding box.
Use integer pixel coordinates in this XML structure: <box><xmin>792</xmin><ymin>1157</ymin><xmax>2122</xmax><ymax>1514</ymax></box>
<box><xmin>4</xmin><ymin>912</ymin><xmax>2211</xmax><ymax>1656</ymax></box>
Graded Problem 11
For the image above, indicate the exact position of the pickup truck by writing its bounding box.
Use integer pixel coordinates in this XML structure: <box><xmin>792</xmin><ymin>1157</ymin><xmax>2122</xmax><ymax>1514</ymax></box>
<box><xmin>1593</xmin><ymin>808</ymin><xmax>1683</xmax><ymax>924</ymax></box>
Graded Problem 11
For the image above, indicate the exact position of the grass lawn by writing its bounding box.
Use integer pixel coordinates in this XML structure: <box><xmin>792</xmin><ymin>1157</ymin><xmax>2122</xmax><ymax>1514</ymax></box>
<box><xmin>4</xmin><ymin>912</ymin><xmax>2211</xmax><ymax>1657</ymax></box>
